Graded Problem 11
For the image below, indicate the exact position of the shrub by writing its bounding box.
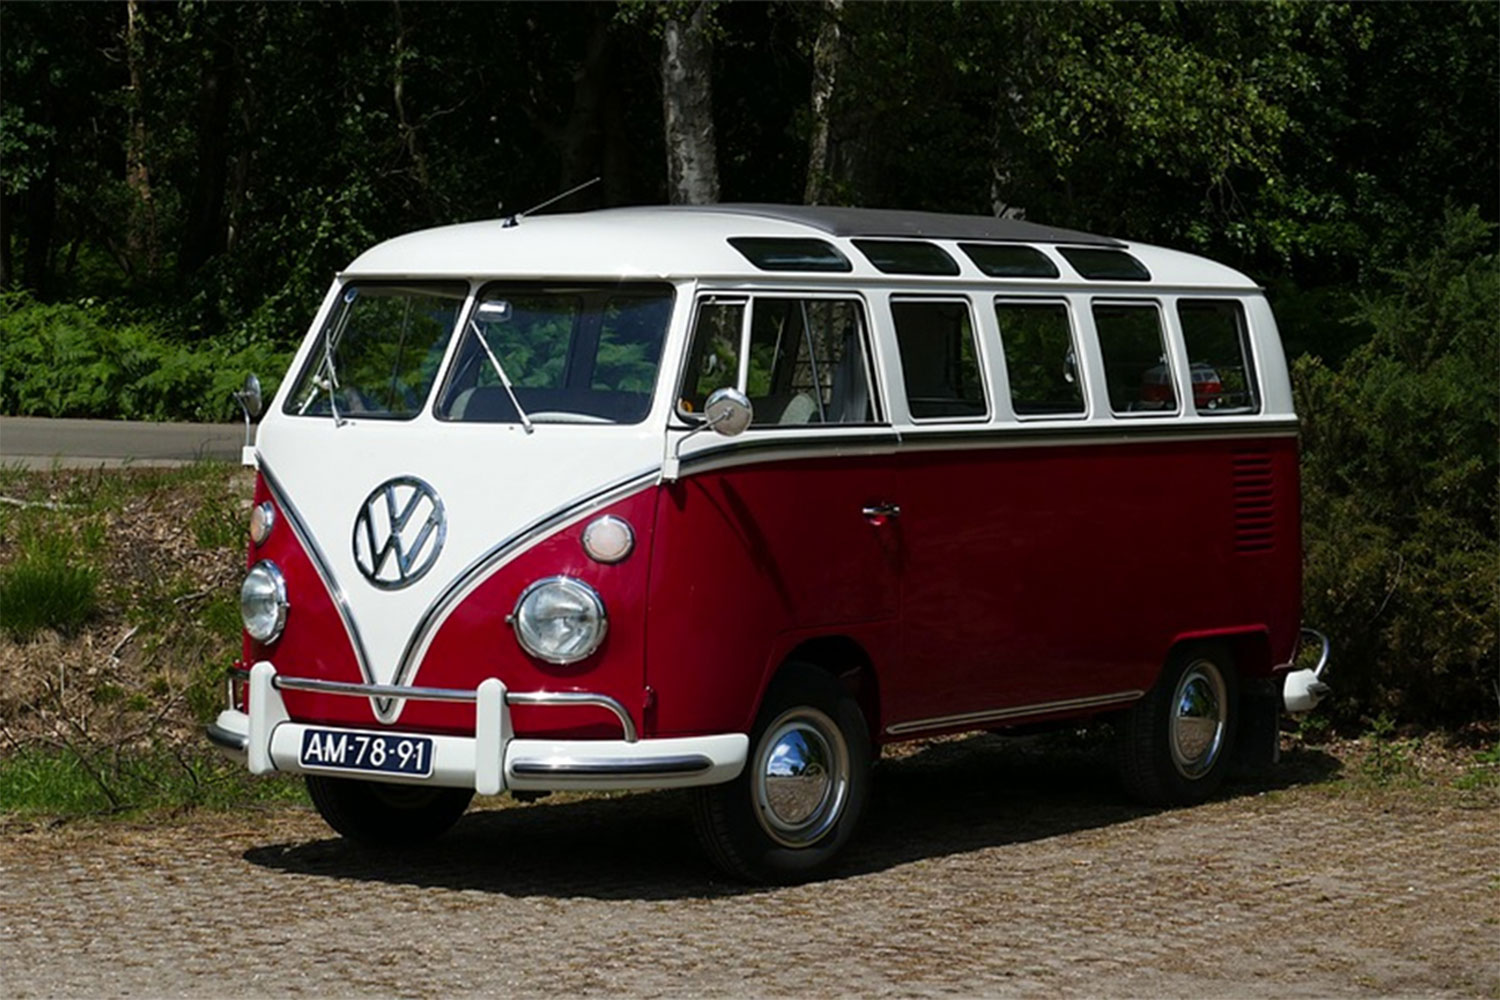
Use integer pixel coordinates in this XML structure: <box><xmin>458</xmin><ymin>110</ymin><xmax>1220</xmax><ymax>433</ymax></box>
<box><xmin>1296</xmin><ymin>207</ymin><xmax>1499</xmax><ymax>726</ymax></box>
<box><xmin>0</xmin><ymin>293</ymin><xmax>292</xmax><ymax>422</ymax></box>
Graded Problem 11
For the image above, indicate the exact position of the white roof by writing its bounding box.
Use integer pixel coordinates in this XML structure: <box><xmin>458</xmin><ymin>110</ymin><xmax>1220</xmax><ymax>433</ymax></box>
<box><xmin>343</xmin><ymin>205</ymin><xmax>1259</xmax><ymax>289</ymax></box>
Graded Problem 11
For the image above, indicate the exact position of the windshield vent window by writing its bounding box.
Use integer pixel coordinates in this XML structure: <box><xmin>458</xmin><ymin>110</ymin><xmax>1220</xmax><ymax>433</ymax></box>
<box><xmin>960</xmin><ymin>243</ymin><xmax>1060</xmax><ymax>279</ymax></box>
<box><xmin>1059</xmin><ymin>247</ymin><xmax>1151</xmax><ymax>281</ymax></box>
<box><xmin>728</xmin><ymin>237</ymin><xmax>852</xmax><ymax>272</ymax></box>
<box><xmin>852</xmin><ymin>239</ymin><xmax>960</xmax><ymax>276</ymax></box>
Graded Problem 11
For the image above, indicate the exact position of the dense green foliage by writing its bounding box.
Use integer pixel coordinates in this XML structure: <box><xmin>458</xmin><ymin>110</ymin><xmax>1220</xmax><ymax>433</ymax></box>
<box><xmin>1298</xmin><ymin>209</ymin><xmax>1499</xmax><ymax>725</ymax></box>
<box><xmin>0</xmin><ymin>1</ymin><xmax>1496</xmax><ymax>727</ymax></box>
<box><xmin>0</xmin><ymin>293</ymin><xmax>291</xmax><ymax>420</ymax></box>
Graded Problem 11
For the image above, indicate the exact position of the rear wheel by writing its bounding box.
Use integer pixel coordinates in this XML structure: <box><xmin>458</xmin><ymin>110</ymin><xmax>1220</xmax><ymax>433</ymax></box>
<box><xmin>1118</xmin><ymin>644</ymin><xmax>1239</xmax><ymax>806</ymax></box>
<box><xmin>693</xmin><ymin>665</ymin><xmax>871</xmax><ymax>883</ymax></box>
<box><xmin>305</xmin><ymin>775</ymin><xmax>473</xmax><ymax>847</ymax></box>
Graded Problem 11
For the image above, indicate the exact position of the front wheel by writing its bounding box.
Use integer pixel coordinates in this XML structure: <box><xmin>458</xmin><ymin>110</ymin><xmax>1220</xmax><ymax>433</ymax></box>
<box><xmin>693</xmin><ymin>665</ymin><xmax>871</xmax><ymax>883</ymax></box>
<box><xmin>1118</xmin><ymin>644</ymin><xmax>1239</xmax><ymax>806</ymax></box>
<box><xmin>305</xmin><ymin>775</ymin><xmax>474</xmax><ymax>847</ymax></box>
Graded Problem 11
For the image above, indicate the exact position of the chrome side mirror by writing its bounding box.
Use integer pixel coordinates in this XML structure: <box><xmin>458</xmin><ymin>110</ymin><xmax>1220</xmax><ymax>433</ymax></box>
<box><xmin>662</xmin><ymin>387</ymin><xmax>755</xmax><ymax>483</ymax></box>
<box><xmin>233</xmin><ymin>373</ymin><xmax>264</xmax><ymax>461</ymax></box>
<box><xmin>703</xmin><ymin>387</ymin><xmax>753</xmax><ymax>437</ymax></box>
<box><xmin>236</xmin><ymin>373</ymin><xmax>263</xmax><ymax>418</ymax></box>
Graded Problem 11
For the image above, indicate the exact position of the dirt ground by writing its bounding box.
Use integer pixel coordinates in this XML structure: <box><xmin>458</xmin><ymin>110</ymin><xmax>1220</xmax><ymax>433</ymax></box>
<box><xmin>2</xmin><ymin>737</ymin><xmax>1496</xmax><ymax>999</ymax></box>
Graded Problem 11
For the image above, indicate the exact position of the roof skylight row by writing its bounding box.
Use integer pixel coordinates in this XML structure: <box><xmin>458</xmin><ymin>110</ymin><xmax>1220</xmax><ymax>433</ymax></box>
<box><xmin>727</xmin><ymin>237</ymin><xmax>1149</xmax><ymax>281</ymax></box>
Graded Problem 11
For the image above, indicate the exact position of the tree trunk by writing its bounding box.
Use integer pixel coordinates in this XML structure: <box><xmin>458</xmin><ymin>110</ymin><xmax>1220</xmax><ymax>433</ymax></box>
<box><xmin>661</xmin><ymin>3</ymin><xmax>720</xmax><ymax>205</ymax></box>
<box><xmin>803</xmin><ymin>0</ymin><xmax>844</xmax><ymax>206</ymax></box>
<box><xmin>20</xmin><ymin>159</ymin><xmax>57</xmax><ymax>294</ymax></box>
<box><xmin>558</xmin><ymin>18</ymin><xmax>612</xmax><ymax>197</ymax></box>
<box><xmin>124</xmin><ymin>0</ymin><xmax>158</xmax><ymax>277</ymax></box>
<box><xmin>177</xmin><ymin>32</ymin><xmax>235</xmax><ymax>281</ymax></box>
<box><xmin>988</xmin><ymin>77</ymin><xmax>1027</xmax><ymax>220</ymax></box>
<box><xmin>392</xmin><ymin>0</ymin><xmax>435</xmax><ymax>212</ymax></box>
<box><xmin>0</xmin><ymin>192</ymin><xmax>13</xmax><ymax>289</ymax></box>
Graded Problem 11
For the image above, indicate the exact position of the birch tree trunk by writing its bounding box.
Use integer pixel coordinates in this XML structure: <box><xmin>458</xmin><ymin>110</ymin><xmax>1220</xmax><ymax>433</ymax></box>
<box><xmin>661</xmin><ymin>2</ymin><xmax>720</xmax><ymax>205</ymax></box>
<box><xmin>124</xmin><ymin>0</ymin><xmax>158</xmax><ymax>276</ymax></box>
<box><xmin>803</xmin><ymin>0</ymin><xmax>843</xmax><ymax>206</ymax></box>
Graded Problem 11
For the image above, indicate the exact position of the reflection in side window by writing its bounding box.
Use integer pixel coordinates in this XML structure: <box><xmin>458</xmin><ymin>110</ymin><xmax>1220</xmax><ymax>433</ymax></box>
<box><xmin>1094</xmin><ymin>302</ymin><xmax>1175</xmax><ymax>414</ymax></box>
<box><xmin>437</xmin><ymin>283</ymin><xmax>673</xmax><ymax>425</ymax></box>
<box><xmin>1177</xmin><ymin>299</ymin><xmax>1259</xmax><ymax>414</ymax></box>
<box><xmin>891</xmin><ymin>300</ymin><xmax>986</xmax><ymax>420</ymax></box>
<box><xmin>679</xmin><ymin>299</ymin><xmax>745</xmax><ymax>416</ymax></box>
<box><xmin>995</xmin><ymin>301</ymin><xmax>1084</xmax><ymax>416</ymax></box>
<box><xmin>285</xmin><ymin>282</ymin><xmax>467</xmax><ymax>421</ymax></box>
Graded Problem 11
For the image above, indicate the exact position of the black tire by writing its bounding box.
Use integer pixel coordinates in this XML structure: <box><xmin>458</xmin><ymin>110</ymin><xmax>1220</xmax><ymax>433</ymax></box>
<box><xmin>305</xmin><ymin>775</ymin><xmax>474</xmax><ymax>847</ymax></box>
<box><xmin>1118</xmin><ymin>643</ymin><xmax>1240</xmax><ymax>806</ymax></box>
<box><xmin>692</xmin><ymin>664</ymin><xmax>871</xmax><ymax>884</ymax></box>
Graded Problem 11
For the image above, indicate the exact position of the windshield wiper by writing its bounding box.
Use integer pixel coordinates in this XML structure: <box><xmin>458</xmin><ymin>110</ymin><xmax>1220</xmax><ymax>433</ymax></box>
<box><xmin>467</xmin><ymin>318</ymin><xmax>534</xmax><ymax>434</ymax></box>
<box><xmin>298</xmin><ymin>291</ymin><xmax>355</xmax><ymax>426</ymax></box>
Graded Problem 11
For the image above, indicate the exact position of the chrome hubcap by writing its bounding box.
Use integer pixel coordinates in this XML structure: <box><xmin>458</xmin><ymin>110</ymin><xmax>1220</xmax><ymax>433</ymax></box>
<box><xmin>1169</xmin><ymin>659</ymin><xmax>1228</xmax><ymax>779</ymax></box>
<box><xmin>753</xmin><ymin>707</ymin><xmax>850</xmax><ymax>848</ymax></box>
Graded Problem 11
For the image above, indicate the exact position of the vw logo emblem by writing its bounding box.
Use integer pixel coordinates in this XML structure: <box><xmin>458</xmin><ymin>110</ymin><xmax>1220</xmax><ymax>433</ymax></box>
<box><xmin>352</xmin><ymin>476</ymin><xmax>446</xmax><ymax>590</ymax></box>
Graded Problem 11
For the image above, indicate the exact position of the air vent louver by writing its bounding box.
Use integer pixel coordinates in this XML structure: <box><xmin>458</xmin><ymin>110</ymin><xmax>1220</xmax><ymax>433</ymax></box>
<box><xmin>1232</xmin><ymin>450</ymin><xmax>1275</xmax><ymax>553</ymax></box>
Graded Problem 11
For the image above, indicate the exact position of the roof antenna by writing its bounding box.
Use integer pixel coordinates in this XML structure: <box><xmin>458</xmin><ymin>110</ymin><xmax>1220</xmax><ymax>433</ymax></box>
<box><xmin>502</xmin><ymin>176</ymin><xmax>601</xmax><ymax>228</ymax></box>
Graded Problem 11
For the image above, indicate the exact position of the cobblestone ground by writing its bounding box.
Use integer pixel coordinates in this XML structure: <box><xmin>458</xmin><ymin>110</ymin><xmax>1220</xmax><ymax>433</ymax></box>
<box><xmin>2</xmin><ymin>738</ymin><xmax>1497</xmax><ymax>998</ymax></box>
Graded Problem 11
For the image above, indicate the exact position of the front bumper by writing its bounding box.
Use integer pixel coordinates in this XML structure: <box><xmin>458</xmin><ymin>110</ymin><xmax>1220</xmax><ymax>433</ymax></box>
<box><xmin>208</xmin><ymin>661</ymin><xmax>747</xmax><ymax>794</ymax></box>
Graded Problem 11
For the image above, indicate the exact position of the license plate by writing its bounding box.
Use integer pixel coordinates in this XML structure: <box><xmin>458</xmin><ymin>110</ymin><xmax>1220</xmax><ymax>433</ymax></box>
<box><xmin>298</xmin><ymin>728</ymin><xmax>434</xmax><ymax>778</ymax></box>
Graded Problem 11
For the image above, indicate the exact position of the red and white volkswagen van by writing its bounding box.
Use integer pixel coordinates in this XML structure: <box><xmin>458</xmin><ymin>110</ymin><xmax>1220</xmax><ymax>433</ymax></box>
<box><xmin>210</xmin><ymin>204</ymin><xmax>1328</xmax><ymax>881</ymax></box>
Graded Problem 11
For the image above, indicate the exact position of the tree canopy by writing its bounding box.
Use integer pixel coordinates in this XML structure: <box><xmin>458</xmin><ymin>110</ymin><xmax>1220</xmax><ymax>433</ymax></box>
<box><xmin>1</xmin><ymin>0</ymin><xmax>1496</xmax><ymax>727</ymax></box>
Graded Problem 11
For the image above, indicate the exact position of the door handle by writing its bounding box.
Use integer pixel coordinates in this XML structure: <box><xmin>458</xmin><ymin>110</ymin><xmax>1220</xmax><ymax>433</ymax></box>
<box><xmin>861</xmin><ymin>502</ymin><xmax>901</xmax><ymax>525</ymax></box>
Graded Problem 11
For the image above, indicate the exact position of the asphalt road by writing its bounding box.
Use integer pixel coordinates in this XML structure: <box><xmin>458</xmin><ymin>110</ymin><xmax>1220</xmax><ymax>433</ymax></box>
<box><xmin>0</xmin><ymin>416</ymin><xmax>249</xmax><ymax>469</ymax></box>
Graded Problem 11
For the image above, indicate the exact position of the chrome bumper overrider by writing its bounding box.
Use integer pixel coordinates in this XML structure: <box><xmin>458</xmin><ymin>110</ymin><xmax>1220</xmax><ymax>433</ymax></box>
<box><xmin>1278</xmin><ymin>627</ymin><xmax>1332</xmax><ymax>713</ymax></box>
<box><xmin>207</xmin><ymin>661</ymin><xmax>747</xmax><ymax>794</ymax></box>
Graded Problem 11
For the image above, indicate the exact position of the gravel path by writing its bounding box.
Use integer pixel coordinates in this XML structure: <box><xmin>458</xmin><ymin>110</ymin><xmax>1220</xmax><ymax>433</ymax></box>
<box><xmin>2</xmin><ymin>739</ymin><xmax>1496</xmax><ymax>998</ymax></box>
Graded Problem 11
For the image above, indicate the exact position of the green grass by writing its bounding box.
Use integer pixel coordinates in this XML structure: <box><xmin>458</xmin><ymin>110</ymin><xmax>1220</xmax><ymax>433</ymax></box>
<box><xmin>0</xmin><ymin>746</ymin><xmax>307</xmax><ymax>817</ymax></box>
<box><xmin>0</xmin><ymin>523</ymin><xmax>100</xmax><ymax>639</ymax></box>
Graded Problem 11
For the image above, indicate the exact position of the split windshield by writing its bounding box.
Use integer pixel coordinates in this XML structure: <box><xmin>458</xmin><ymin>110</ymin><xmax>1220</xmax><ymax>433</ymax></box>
<box><xmin>284</xmin><ymin>280</ymin><xmax>675</xmax><ymax>424</ymax></box>
<box><xmin>435</xmin><ymin>283</ymin><xmax>674</xmax><ymax>425</ymax></box>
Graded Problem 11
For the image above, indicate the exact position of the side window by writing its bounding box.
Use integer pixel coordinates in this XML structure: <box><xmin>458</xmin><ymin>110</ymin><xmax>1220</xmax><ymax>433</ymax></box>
<box><xmin>678</xmin><ymin>296</ymin><xmax>877</xmax><ymax>426</ymax></box>
<box><xmin>745</xmin><ymin>299</ymin><xmax>875</xmax><ymax>426</ymax></box>
<box><xmin>994</xmin><ymin>300</ymin><xmax>1084</xmax><ymax>416</ymax></box>
<box><xmin>891</xmin><ymin>299</ymin><xmax>986</xmax><ymax>420</ymax></box>
<box><xmin>1093</xmin><ymin>302</ymin><xmax>1176</xmax><ymax>414</ymax></box>
<box><xmin>1177</xmin><ymin>299</ymin><xmax>1259</xmax><ymax>414</ymax></box>
<box><xmin>678</xmin><ymin>298</ymin><xmax>745</xmax><ymax>416</ymax></box>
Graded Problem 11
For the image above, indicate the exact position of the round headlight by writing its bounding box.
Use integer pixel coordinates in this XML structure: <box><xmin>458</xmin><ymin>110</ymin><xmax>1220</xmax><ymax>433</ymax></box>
<box><xmin>511</xmin><ymin>576</ymin><xmax>607</xmax><ymax>664</ymax></box>
<box><xmin>249</xmin><ymin>501</ymin><xmax>276</xmax><ymax>546</ymax></box>
<box><xmin>240</xmin><ymin>561</ymin><xmax>289</xmax><ymax>644</ymax></box>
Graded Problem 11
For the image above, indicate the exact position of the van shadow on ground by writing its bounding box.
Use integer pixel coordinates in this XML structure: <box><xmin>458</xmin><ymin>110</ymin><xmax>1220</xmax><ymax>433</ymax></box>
<box><xmin>242</xmin><ymin>733</ymin><xmax>1340</xmax><ymax>902</ymax></box>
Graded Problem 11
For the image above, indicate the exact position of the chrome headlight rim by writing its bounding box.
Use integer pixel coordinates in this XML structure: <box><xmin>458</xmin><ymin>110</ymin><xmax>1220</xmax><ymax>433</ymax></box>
<box><xmin>510</xmin><ymin>575</ymin><xmax>608</xmax><ymax>665</ymax></box>
<box><xmin>240</xmin><ymin>560</ymin><xmax>289</xmax><ymax>644</ymax></box>
<box><xmin>249</xmin><ymin>501</ymin><xmax>276</xmax><ymax>546</ymax></box>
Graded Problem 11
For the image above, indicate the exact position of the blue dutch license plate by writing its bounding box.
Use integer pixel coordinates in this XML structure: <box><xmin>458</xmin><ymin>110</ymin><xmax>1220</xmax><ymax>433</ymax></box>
<box><xmin>298</xmin><ymin>728</ymin><xmax>434</xmax><ymax>778</ymax></box>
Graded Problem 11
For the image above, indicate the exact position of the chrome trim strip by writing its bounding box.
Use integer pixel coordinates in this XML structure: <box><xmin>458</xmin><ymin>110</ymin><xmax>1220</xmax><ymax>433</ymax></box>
<box><xmin>269</xmin><ymin>675</ymin><xmax>639</xmax><ymax>742</ymax></box>
<box><xmin>504</xmin><ymin>691</ymin><xmax>637</xmax><ymax>741</ymax></box>
<box><xmin>884</xmin><ymin>689</ymin><xmax>1144</xmax><ymax>736</ymax></box>
<box><xmin>677</xmin><ymin>420</ymin><xmax>1297</xmax><ymax>476</ymax></box>
<box><xmin>258</xmin><ymin>460</ymin><xmax>383</xmax><ymax>710</ymax></box>
<box><xmin>510</xmin><ymin>755</ymin><xmax>712</xmax><ymax>778</ymax></box>
<box><xmin>206</xmin><ymin>721</ymin><xmax>249</xmax><ymax>753</ymax></box>
<box><xmin>392</xmin><ymin>467</ymin><xmax>660</xmax><ymax>688</ymax></box>
<box><xmin>275</xmin><ymin>675</ymin><xmax>479</xmax><ymax>703</ymax></box>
